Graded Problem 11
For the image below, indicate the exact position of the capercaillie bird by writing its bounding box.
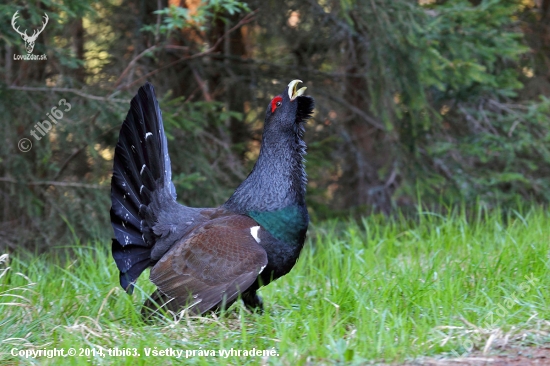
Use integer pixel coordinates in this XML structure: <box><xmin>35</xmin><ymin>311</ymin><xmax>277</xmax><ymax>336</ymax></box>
<box><xmin>110</xmin><ymin>80</ymin><xmax>314</xmax><ymax>317</ymax></box>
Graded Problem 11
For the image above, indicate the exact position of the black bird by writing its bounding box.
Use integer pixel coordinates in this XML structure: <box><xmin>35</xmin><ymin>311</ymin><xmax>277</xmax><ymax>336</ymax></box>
<box><xmin>110</xmin><ymin>80</ymin><xmax>314</xmax><ymax>316</ymax></box>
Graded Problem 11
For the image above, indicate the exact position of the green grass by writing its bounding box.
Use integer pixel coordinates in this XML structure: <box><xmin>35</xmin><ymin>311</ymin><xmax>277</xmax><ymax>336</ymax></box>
<box><xmin>1</xmin><ymin>206</ymin><xmax>550</xmax><ymax>365</ymax></box>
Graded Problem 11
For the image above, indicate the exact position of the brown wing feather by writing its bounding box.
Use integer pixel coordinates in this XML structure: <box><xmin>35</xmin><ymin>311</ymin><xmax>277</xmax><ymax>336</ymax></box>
<box><xmin>143</xmin><ymin>215</ymin><xmax>267</xmax><ymax>316</ymax></box>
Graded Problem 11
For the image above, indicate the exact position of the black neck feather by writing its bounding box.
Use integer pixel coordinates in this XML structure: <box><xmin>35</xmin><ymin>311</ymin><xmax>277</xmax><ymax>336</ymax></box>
<box><xmin>223</xmin><ymin>127</ymin><xmax>307</xmax><ymax>213</ymax></box>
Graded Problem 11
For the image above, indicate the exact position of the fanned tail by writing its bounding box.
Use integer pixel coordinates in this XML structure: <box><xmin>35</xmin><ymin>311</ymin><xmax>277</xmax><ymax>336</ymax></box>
<box><xmin>110</xmin><ymin>82</ymin><xmax>176</xmax><ymax>293</ymax></box>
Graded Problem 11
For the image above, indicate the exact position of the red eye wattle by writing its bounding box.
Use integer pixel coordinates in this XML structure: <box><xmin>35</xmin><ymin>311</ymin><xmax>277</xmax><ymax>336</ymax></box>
<box><xmin>271</xmin><ymin>96</ymin><xmax>283</xmax><ymax>113</ymax></box>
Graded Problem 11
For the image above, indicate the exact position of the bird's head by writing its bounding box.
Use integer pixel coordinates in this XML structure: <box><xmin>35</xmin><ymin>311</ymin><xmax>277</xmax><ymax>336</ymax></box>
<box><xmin>264</xmin><ymin>80</ymin><xmax>314</xmax><ymax>137</ymax></box>
<box><xmin>223</xmin><ymin>80</ymin><xmax>314</xmax><ymax>212</ymax></box>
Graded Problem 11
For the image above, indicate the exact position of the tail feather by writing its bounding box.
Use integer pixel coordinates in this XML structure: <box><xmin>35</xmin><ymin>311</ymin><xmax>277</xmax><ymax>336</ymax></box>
<box><xmin>112</xmin><ymin>239</ymin><xmax>152</xmax><ymax>290</ymax></box>
<box><xmin>110</xmin><ymin>82</ymin><xmax>176</xmax><ymax>292</ymax></box>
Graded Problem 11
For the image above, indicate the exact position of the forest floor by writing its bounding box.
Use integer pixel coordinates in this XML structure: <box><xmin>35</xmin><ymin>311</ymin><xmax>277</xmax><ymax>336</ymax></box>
<box><xmin>1</xmin><ymin>207</ymin><xmax>550</xmax><ymax>365</ymax></box>
<box><xmin>404</xmin><ymin>346</ymin><xmax>550</xmax><ymax>365</ymax></box>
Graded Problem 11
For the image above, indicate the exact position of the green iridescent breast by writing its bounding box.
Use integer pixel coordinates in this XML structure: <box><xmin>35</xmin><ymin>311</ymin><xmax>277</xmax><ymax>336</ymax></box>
<box><xmin>248</xmin><ymin>205</ymin><xmax>308</xmax><ymax>246</ymax></box>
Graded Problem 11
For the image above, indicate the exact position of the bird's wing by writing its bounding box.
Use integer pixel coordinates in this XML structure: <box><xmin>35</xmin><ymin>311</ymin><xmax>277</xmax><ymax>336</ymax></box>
<box><xmin>145</xmin><ymin>214</ymin><xmax>267</xmax><ymax>316</ymax></box>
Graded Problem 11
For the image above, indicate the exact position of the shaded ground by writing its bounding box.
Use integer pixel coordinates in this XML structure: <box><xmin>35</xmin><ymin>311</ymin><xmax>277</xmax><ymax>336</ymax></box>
<box><xmin>405</xmin><ymin>347</ymin><xmax>550</xmax><ymax>365</ymax></box>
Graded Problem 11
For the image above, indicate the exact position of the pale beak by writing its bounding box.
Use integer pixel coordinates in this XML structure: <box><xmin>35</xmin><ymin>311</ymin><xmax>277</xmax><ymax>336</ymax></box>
<box><xmin>288</xmin><ymin>80</ymin><xmax>307</xmax><ymax>101</ymax></box>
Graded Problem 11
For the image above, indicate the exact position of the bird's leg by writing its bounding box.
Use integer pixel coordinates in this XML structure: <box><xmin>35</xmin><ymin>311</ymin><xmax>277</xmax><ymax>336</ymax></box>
<box><xmin>241</xmin><ymin>290</ymin><xmax>263</xmax><ymax>313</ymax></box>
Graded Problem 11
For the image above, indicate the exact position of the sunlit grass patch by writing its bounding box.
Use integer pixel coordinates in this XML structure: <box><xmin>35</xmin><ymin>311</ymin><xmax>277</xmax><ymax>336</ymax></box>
<box><xmin>1</xmin><ymin>207</ymin><xmax>550</xmax><ymax>364</ymax></box>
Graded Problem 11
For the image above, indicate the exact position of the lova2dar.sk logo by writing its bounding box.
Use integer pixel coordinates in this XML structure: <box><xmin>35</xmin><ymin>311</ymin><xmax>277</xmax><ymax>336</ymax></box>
<box><xmin>11</xmin><ymin>10</ymin><xmax>48</xmax><ymax>60</ymax></box>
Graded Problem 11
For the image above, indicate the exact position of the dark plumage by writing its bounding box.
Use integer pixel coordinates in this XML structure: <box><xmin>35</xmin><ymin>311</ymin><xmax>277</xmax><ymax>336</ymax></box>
<box><xmin>110</xmin><ymin>81</ymin><xmax>314</xmax><ymax>317</ymax></box>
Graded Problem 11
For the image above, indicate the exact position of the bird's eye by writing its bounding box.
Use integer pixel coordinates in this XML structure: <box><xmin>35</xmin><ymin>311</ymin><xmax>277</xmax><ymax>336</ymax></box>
<box><xmin>271</xmin><ymin>96</ymin><xmax>283</xmax><ymax>113</ymax></box>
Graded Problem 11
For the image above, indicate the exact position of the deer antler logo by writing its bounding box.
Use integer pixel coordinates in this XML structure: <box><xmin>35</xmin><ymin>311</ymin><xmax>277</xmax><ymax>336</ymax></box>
<box><xmin>11</xmin><ymin>11</ymin><xmax>49</xmax><ymax>54</ymax></box>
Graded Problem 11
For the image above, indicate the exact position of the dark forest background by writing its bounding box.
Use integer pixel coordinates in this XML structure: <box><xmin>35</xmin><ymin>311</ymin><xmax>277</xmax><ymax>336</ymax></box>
<box><xmin>1</xmin><ymin>0</ymin><xmax>550</xmax><ymax>251</ymax></box>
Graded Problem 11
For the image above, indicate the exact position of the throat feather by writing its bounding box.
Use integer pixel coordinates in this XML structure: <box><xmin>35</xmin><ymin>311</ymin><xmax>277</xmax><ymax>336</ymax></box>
<box><xmin>224</xmin><ymin>132</ymin><xmax>306</xmax><ymax>213</ymax></box>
